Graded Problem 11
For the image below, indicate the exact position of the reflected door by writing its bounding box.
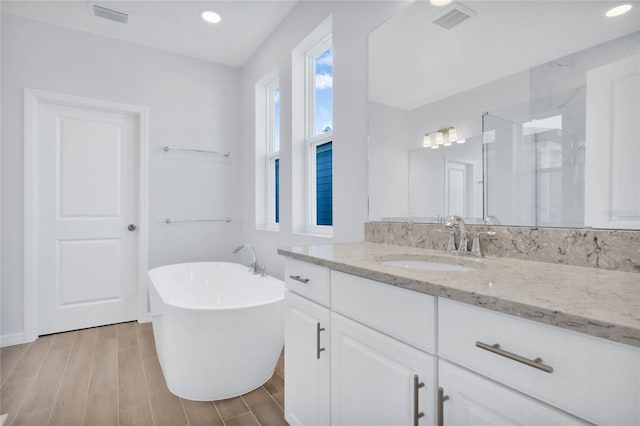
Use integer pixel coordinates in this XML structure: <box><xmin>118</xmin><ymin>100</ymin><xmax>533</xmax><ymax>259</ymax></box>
<box><xmin>585</xmin><ymin>54</ymin><xmax>640</xmax><ymax>229</ymax></box>
<box><xmin>445</xmin><ymin>160</ymin><xmax>469</xmax><ymax>217</ymax></box>
<box><xmin>36</xmin><ymin>101</ymin><xmax>139</xmax><ymax>335</ymax></box>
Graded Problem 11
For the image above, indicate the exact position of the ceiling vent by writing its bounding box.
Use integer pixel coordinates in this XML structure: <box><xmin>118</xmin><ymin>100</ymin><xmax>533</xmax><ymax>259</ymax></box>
<box><xmin>433</xmin><ymin>2</ymin><xmax>476</xmax><ymax>30</ymax></box>
<box><xmin>92</xmin><ymin>4</ymin><xmax>129</xmax><ymax>24</ymax></box>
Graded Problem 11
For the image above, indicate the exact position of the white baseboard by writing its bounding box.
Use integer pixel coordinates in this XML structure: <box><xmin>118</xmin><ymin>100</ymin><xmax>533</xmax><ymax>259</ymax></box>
<box><xmin>0</xmin><ymin>332</ymin><xmax>28</xmax><ymax>347</ymax></box>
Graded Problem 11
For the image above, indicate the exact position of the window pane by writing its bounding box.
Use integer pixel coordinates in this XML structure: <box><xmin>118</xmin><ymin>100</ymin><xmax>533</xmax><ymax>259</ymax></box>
<box><xmin>316</xmin><ymin>142</ymin><xmax>332</xmax><ymax>226</ymax></box>
<box><xmin>275</xmin><ymin>158</ymin><xmax>280</xmax><ymax>224</ymax></box>
<box><xmin>273</xmin><ymin>87</ymin><xmax>280</xmax><ymax>152</ymax></box>
<box><xmin>314</xmin><ymin>47</ymin><xmax>333</xmax><ymax>137</ymax></box>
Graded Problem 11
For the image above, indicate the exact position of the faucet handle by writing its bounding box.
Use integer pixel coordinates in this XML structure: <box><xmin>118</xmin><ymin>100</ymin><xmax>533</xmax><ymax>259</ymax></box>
<box><xmin>470</xmin><ymin>231</ymin><xmax>497</xmax><ymax>257</ymax></box>
<box><xmin>439</xmin><ymin>229</ymin><xmax>456</xmax><ymax>254</ymax></box>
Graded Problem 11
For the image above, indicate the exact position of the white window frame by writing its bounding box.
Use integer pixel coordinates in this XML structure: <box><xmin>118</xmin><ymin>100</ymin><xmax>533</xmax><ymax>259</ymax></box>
<box><xmin>266</xmin><ymin>78</ymin><xmax>280</xmax><ymax>228</ymax></box>
<box><xmin>305</xmin><ymin>34</ymin><xmax>333</xmax><ymax>234</ymax></box>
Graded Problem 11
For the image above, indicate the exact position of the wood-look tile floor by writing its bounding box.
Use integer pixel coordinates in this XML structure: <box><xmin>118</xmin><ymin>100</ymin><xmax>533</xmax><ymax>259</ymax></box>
<box><xmin>0</xmin><ymin>322</ymin><xmax>287</xmax><ymax>426</ymax></box>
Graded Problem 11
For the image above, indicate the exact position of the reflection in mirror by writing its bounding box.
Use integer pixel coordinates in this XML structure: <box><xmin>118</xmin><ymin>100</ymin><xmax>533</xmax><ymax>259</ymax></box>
<box><xmin>368</xmin><ymin>1</ymin><xmax>640</xmax><ymax>229</ymax></box>
<box><xmin>408</xmin><ymin>135</ymin><xmax>483</xmax><ymax>223</ymax></box>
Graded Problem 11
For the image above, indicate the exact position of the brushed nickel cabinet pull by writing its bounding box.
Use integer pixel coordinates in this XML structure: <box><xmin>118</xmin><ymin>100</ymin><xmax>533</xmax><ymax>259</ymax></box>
<box><xmin>475</xmin><ymin>341</ymin><xmax>554</xmax><ymax>373</ymax></box>
<box><xmin>289</xmin><ymin>275</ymin><xmax>310</xmax><ymax>283</ymax></box>
<box><xmin>316</xmin><ymin>322</ymin><xmax>326</xmax><ymax>359</ymax></box>
<box><xmin>437</xmin><ymin>387</ymin><xmax>449</xmax><ymax>426</ymax></box>
<box><xmin>413</xmin><ymin>375</ymin><xmax>425</xmax><ymax>426</ymax></box>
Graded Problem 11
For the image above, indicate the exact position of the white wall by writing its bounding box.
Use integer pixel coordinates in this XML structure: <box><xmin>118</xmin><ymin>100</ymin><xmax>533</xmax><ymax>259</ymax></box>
<box><xmin>1</xmin><ymin>14</ymin><xmax>241</xmax><ymax>339</ymax></box>
<box><xmin>238</xmin><ymin>1</ymin><xmax>406</xmax><ymax>279</ymax></box>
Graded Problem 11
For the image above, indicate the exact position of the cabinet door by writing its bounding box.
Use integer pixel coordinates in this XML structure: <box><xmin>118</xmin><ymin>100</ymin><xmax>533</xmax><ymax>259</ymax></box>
<box><xmin>439</xmin><ymin>361</ymin><xmax>587</xmax><ymax>426</ymax></box>
<box><xmin>331</xmin><ymin>312</ymin><xmax>435</xmax><ymax>426</ymax></box>
<box><xmin>284</xmin><ymin>290</ymin><xmax>331</xmax><ymax>426</ymax></box>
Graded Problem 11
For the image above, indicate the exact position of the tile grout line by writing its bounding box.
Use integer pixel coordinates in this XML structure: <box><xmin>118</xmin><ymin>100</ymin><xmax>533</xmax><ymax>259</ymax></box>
<box><xmin>80</xmin><ymin>329</ymin><xmax>100</xmax><ymax>426</ymax></box>
<box><xmin>134</xmin><ymin>322</ymin><xmax>157</xmax><ymax>426</ymax></box>
<box><xmin>239</xmin><ymin>394</ymin><xmax>263</xmax><ymax>426</ymax></box>
<box><xmin>11</xmin><ymin>335</ymin><xmax>54</xmax><ymax>423</ymax></box>
<box><xmin>115</xmin><ymin>325</ymin><xmax>120</xmax><ymax>426</ymax></box>
<box><xmin>264</xmin><ymin>384</ymin><xmax>284</xmax><ymax>411</ymax></box>
<box><xmin>177</xmin><ymin>397</ymin><xmax>191</xmax><ymax>426</ymax></box>
<box><xmin>211</xmin><ymin>400</ymin><xmax>228</xmax><ymax>426</ymax></box>
<box><xmin>45</xmin><ymin>332</ymin><xmax>78</xmax><ymax>425</ymax></box>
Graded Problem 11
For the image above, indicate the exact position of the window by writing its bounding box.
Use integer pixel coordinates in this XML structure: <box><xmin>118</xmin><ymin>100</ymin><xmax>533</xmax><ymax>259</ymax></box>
<box><xmin>305</xmin><ymin>36</ymin><xmax>333</xmax><ymax>230</ymax></box>
<box><xmin>255</xmin><ymin>70</ymin><xmax>279</xmax><ymax>231</ymax></box>
<box><xmin>267</xmin><ymin>79</ymin><xmax>280</xmax><ymax>225</ymax></box>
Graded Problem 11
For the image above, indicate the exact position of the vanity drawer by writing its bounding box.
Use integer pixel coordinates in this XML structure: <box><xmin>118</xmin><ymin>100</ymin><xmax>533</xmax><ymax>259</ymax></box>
<box><xmin>284</xmin><ymin>258</ymin><xmax>331</xmax><ymax>307</ymax></box>
<box><xmin>331</xmin><ymin>271</ymin><xmax>436</xmax><ymax>353</ymax></box>
<box><xmin>438</xmin><ymin>298</ymin><xmax>640</xmax><ymax>426</ymax></box>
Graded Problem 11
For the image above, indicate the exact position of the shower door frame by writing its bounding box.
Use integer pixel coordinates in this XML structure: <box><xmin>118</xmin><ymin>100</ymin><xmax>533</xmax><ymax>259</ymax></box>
<box><xmin>23</xmin><ymin>88</ymin><xmax>150</xmax><ymax>343</ymax></box>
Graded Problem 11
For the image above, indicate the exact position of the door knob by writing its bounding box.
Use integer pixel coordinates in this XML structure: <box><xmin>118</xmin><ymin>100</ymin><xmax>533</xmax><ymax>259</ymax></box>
<box><xmin>128</xmin><ymin>224</ymin><xmax>137</xmax><ymax>231</ymax></box>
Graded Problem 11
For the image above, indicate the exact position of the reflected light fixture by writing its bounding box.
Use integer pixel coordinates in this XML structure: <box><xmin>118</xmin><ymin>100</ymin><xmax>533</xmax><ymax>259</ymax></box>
<box><xmin>606</xmin><ymin>4</ymin><xmax>632</xmax><ymax>17</ymax></box>
<box><xmin>423</xmin><ymin>126</ymin><xmax>465</xmax><ymax>149</ymax></box>
<box><xmin>201</xmin><ymin>10</ymin><xmax>222</xmax><ymax>24</ymax></box>
<box><xmin>431</xmin><ymin>0</ymin><xmax>453</xmax><ymax>6</ymax></box>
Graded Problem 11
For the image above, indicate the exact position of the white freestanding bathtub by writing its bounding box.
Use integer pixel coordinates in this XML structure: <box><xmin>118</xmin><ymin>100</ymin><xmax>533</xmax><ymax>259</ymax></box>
<box><xmin>147</xmin><ymin>262</ymin><xmax>284</xmax><ymax>401</ymax></box>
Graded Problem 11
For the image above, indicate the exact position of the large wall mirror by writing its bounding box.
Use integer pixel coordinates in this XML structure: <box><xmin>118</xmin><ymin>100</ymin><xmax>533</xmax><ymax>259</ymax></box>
<box><xmin>368</xmin><ymin>1</ymin><xmax>639</xmax><ymax>229</ymax></box>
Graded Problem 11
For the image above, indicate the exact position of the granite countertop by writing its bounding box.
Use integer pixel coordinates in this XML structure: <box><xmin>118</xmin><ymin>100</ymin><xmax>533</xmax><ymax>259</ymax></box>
<box><xmin>278</xmin><ymin>242</ymin><xmax>640</xmax><ymax>348</ymax></box>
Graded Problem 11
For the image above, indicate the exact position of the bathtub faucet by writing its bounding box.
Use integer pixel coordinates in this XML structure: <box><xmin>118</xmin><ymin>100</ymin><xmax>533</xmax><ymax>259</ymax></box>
<box><xmin>232</xmin><ymin>243</ymin><xmax>258</xmax><ymax>274</ymax></box>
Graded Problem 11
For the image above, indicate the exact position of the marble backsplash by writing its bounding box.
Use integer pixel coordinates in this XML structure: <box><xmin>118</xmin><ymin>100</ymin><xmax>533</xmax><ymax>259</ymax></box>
<box><xmin>365</xmin><ymin>221</ymin><xmax>640</xmax><ymax>273</ymax></box>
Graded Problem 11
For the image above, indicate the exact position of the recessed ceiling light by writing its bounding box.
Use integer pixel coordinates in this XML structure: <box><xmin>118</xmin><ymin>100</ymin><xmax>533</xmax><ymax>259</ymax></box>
<box><xmin>606</xmin><ymin>4</ymin><xmax>633</xmax><ymax>17</ymax></box>
<box><xmin>431</xmin><ymin>0</ymin><xmax>453</xmax><ymax>6</ymax></box>
<box><xmin>201</xmin><ymin>10</ymin><xmax>221</xmax><ymax>24</ymax></box>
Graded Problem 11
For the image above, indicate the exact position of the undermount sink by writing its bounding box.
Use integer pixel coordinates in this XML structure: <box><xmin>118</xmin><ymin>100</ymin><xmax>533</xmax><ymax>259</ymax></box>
<box><xmin>378</xmin><ymin>255</ymin><xmax>479</xmax><ymax>272</ymax></box>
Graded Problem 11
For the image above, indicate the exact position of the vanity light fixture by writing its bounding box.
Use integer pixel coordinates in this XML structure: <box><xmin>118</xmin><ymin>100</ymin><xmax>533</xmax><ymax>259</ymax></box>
<box><xmin>606</xmin><ymin>4</ymin><xmax>632</xmax><ymax>17</ymax></box>
<box><xmin>201</xmin><ymin>10</ymin><xmax>222</xmax><ymax>24</ymax></box>
<box><xmin>423</xmin><ymin>126</ymin><xmax>464</xmax><ymax>149</ymax></box>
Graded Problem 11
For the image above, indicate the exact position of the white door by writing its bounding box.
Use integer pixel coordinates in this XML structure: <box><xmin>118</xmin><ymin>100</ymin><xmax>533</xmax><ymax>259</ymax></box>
<box><xmin>445</xmin><ymin>159</ymin><xmax>469</xmax><ymax>217</ymax></box>
<box><xmin>331</xmin><ymin>312</ymin><xmax>435</xmax><ymax>426</ymax></box>
<box><xmin>284</xmin><ymin>291</ymin><xmax>331</xmax><ymax>426</ymax></box>
<box><xmin>36</xmin><ymin>100</ymin><xmax>139</xmax><ymax>335</ymax></box>
<box><xmin>585</xmin><ymin>54</ymin><xmax>640</xmax><ymax>229</ymax></box>
<box><xmin>439</xmin><ymin>360</ymin><xmax>587</xmax><ymax>426</ymax></box>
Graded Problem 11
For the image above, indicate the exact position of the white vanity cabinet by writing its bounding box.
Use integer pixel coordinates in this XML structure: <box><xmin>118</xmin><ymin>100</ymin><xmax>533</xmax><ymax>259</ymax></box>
<box><xmin>438</xmin><ymin>360</ymin><xmax>587</xmax><ymax>426</ymax></box>
<box><xmin>331</xmin><ymin>312</ymin><xmax>435</xmax><ymax>426</ymax></box>
<box><xmin>284</xmin><ymin>260</ymin><xmax>437</xmax><ymax>426</ymax></box>
<box><xmin>330</xmin><ymin>271</ymin><xmax>437</xmax><ymax>426</ymax></box>
<box><xmin>438</xmin><ymin>298</ymin><xmax>640</xmax><ymax>426</ymax></box>
<box><xmin>284</xmin><ymin>291</ymin><xmax>331</xmax><ymax>426</ymax></box>
<box><xmin>284</xmin><ymin>259</ymin><xmax>331</xmax><ymax>426</ymax></box>
<box><xmin>283</xmin><ymin>255</ymin><xmax>640</xmax><ymax>426</ymax></box>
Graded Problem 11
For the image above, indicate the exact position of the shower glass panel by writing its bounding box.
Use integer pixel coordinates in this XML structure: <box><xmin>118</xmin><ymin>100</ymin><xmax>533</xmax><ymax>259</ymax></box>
<box><xmin>483</xmin><ymin>112</ymin><xmax>585</xmax><ymax>228</ymax></box>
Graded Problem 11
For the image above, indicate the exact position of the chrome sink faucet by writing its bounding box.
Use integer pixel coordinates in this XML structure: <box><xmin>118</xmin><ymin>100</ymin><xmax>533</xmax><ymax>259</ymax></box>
<box><xmin>232</xmin><ymin>243</ymin><xmax>258</xmax><ymax>274</ymax></box>
<box><xmin>444</xmin><ymin>215</ymin><xmax>468</xmax><ymax>255</ymax></box>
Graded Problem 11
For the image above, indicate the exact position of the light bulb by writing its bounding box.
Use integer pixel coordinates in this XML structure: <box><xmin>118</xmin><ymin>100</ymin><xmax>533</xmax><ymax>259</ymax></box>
<box><xmin>423</xmin><ymin>134</ymin><xmax>432</xmax><ymax>148</ymax></box>
<box><xmin>435</xmin><ymin>131</ymin><xmax>444</xmax><ymax>145</ymax></box>
<box><xmin>448</xmin><ymin>127</ymin><xmax>458</xmax><ymax>143</ymax></box>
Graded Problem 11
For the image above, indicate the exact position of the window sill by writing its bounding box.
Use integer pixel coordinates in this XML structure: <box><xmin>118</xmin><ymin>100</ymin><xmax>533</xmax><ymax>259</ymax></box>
<box><xmin>292</xmin><ymin>230</ymin><xmax>333</xmax><ymax>239</ymax></box>
<box><xmin>256</xmin><ymin>225</ymin><xmax>280</xmax><ymax>233</ymax></box>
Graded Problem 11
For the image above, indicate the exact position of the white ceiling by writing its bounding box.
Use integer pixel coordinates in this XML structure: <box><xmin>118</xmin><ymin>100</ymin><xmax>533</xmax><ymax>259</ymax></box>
<box><xmin>370</xmin><ymin>1</ymin><xmax>640</xmax><ymax>110</ymax></box>
<box><xmin>1</xmin><ymin>0</ymin><xmax>299</xmax><ymax>67</ymax></box>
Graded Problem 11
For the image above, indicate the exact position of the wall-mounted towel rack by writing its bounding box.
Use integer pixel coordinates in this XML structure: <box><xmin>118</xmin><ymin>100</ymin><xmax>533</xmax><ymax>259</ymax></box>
<box><xmin>163</xmin><ymin>146</ymin><xmax>230</xmax><ymax>158</ymax></box>
<box><xmin>165</xmin><ymin>218</ymin><xmax>231</xmax><ymax>224</ymax></box>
